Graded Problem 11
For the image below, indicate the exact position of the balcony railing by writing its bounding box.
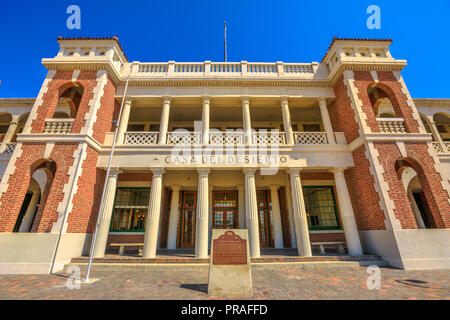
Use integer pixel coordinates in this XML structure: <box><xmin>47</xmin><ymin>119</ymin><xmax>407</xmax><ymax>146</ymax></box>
<box><xmin>125</xmin><ymin>132</ymin><xmax>159</xmax><ymax>145</ymax></box>
<box><xmin>209</xmin><ymin>132</ymin><xmax>244</xmax><ymax>145</ymax></box>
<box><xmin>0</xmin><ymin>142</ymin><xmax>17</xmax><ymax>155</ymax></box>
<box><xmin>252</xmin><ymin>132</ymin><xmax>286</xmax><ymax>145</ymax></box>
<box><xmin>167</xmin><ymin>132</ymin><xmax>201</xmax><ymax>145</ymax></box>
<box><xmin>377</xmin><ymin>118</ymin><xmax>407</xmax><ymax>133</ymax></box>
<box><xmin>134</xmin><ymin>61</ymin><xmax>316</xmax><ymax>77</ymax></box>
<box><xmin>43</xmin><ymin>119</ymin><xmax>74</xmax><ymax>134</ymax></box>
<box><xmin>432</xmin><ymin>141</ymin><xmax>450</xmax><ymax>154</ymax></box>
<box><xmin>119</xmin><ymin>131</ymin><xmax>345</xmax><ymax>146</ymax></box>
<box><xmin>293</xmin><ymin>132</ymin><xmax>328</xmax><ymax>145</ymax></box>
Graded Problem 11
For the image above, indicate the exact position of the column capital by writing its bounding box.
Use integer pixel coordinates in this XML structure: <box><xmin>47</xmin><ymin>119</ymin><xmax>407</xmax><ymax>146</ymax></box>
<box><xmin>330</xmin><ymin>167</ymin><xmax>347</xmax><ymax>174</ymax></box>
<box><xmin>124</xmin><ymin>97</ymin><xmax>134</xmax><ymax>105</ymax></box>
<box><xmin>237</xmin><ymin>184</ymin><xmax>245</xmax><ymax>191</ymax></box>
<box><xmin>197</xmin><ymin>168</ymin><xmax>210</xmax><ymax>176</ymax></box>
<box><xmin>243</xmin><ymin>168</ymin><xmax>257</xmax><ymax>176</ymax></box>
<box><xmin>281</xmin><ymin>96</ymin><xmax>289</xmax><ymax>104</ymax></box>
<box><xmin>202</xmin><ymin>96</ymin><xmax>211</xmax><ymax>103</ymax></box>
<box><xmin>241</xmin><ymin>96</ymin><xmax>250</xmax><ymax>104</ymax></box>
<box><xmin>171</xmin><ymin>185</ymin><xmax>181</xmax><ymax>191</ymax></box>
<box><xmin>318</xmin><ymin>98</ymin><xmax>327</xmax><ymax>107</ymax></box>
<box><xmin>269</xmin><ymin>184</ymin><xmax>280</xmax><ymax>191</ymax></box>
<box><xmin>287</xmin><ymin>167</ymin><xmax>303</xmax><ymax>175</ymax></box>
<box><xmin>109</xmin><ymin>167</ymin><xmax>122</xmax><ymax>177</ymax></box>
<box><xmin>162</xmin><ymin>96</ymin><xmax>172</xmax><ymax>103</ymax></box>
<box><xmin>151</xmin><ymin>168</ymin><xmax>165</xmax><ymax>177</ymax></box>
<box><xmin>10</xmin><ymin>114</ymin><xmax>20</xmax><ymax>124</ymax></box>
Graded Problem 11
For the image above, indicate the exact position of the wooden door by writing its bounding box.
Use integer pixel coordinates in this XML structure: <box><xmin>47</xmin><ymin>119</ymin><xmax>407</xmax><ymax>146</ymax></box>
<box><xmin>178</xmin><ymin>191</ymin><xmax>197</xmax><ymax>248</ymax></box>
<box><xmin>256</xmin><ymin>190</ymin><xmax>273</xmax><ymax>247</ymax></box>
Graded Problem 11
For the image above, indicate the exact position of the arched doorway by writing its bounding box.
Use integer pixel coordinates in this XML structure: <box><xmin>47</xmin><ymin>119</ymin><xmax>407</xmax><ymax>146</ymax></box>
<box><xmin>14</xmin><ymin>160</ymin><xmax>56</xmax><ymax>232</ymax></box>
<box><xmin>397</xmin><ymin>160</ymin><xmax>437</xmax><ymax>229</ymax></box>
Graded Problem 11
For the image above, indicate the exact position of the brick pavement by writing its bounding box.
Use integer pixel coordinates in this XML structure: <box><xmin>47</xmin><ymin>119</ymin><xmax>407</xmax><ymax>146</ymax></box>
<box><xmin>0</xmin><ymin>265</ymin><xmax>448</xmax><ymax>300</ymax></box>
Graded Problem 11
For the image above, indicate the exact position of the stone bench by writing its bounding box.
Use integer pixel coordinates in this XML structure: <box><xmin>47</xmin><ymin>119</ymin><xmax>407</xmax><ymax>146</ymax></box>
<box><xmin>311</xmin><ymin>242</ymin><xmax>346</xmax><ymax>254</ymax></box>
<box><xmin>110</xmin><ymin>243</ymin><xmax>144</xmax><ymax>256</ymax></box>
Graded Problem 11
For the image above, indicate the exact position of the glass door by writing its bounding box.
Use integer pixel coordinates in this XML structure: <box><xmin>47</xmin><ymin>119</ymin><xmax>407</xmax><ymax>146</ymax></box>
<box><xmin>212</xmin><ymin>191</ymin><xmax>238</xmax><ymax>229</ymax></box>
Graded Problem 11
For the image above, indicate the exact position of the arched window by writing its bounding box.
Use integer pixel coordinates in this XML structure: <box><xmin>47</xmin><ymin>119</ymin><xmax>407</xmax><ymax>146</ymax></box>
<box><xmin>367</xmin><ymin>86</ymin><xmax>397</xmax><ymax>118</ymax></box>
<box><xmin>0</xmin><ymin>113</ymin><xmax>12</xmax><ymax>142</ymax></box>
<box><xmin>54</xmin><ymin>85</ymin><xmax>84</xmax><ymax>119</ymax></box>
<box><xmin>433</xmin><ymin>113</ymin><xmax>450</xmax><ymax>141</ymax></box>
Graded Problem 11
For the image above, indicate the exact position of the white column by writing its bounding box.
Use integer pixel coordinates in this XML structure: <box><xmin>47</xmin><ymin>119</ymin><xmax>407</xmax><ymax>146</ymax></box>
<box><xmin>237</xmin><ymin>184</ymin><xmax>245</xmax><ymax>229</ymax></box>
<box><xmin>143</xmin><ymin>168</ymin><xmax>165</xmax><ymax>258</ymax></box>
<box><xmin>158</xmin><ymin>97</ymin><xmax>171</xmax><ymax>144</ymax></box>
<box><xmin>18</xmin><ymin>190</ymin><xmax>40</xmax><ymax>233</ymax></box>
<box><xmin>269</xmin><ymin>185</ymin><xmax>284</xmax><ymax>248</ymax></box>
<box><xmin>242</xmin><ymin>97</ymin><xmax>252</xmax><ymax>145</ymax></box>
<box><xmin>318</xmin><ymin>98</ymin><xmax>336</xmax><ymax>144</ymax></box>
<box><xmin>332</xmin><ymin>168</ymin><xmax>363</xmax><ymax>256</ymax></box>
<box><xmin>93</xmin><ymin>168</ymin><xmax>121</xmax><ymax>258</ymax></box>
<box><xmin>288</xmin><ymin>168</ymin><xmax>312</xmax><ymax>256</ymax></box>
<box><xmin>195</xmin><ymin>169</ymin><xmax>210</xmax><ymax>258</ymax></box>
<box><xmin>281</xmin><ymin>98</ymin><xmax>294</xmax><ymax>145</ymax></box>
<box><xmin>0</xmin><ymin>115</ymin><xmax>19</xmax><ymax>152</ymax></box>
<box><xmin>167</xmin><ymin>185</ymin><xmax>181</xmax><ymax>249</ymax></box>
<box><xmin>202</xmin><ymin>97</ymin><xmax>210</xmax><ymax>145</ymax></box>
<box><xmin>244</xmin><ymin>168</ymin><xmax>261</xmax><ymax>258</ymax></box>
<box><xmin>117</xmin><ymin>98</ymin><xmax>132</xmax><ymax>144</ymax></box>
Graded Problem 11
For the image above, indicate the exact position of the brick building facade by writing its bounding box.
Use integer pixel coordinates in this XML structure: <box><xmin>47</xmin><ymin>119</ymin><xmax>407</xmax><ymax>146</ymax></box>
<box><xmin>0</xmin><ymin>37</ymin><xmax>449</xmax><ymax>274</ymax></box>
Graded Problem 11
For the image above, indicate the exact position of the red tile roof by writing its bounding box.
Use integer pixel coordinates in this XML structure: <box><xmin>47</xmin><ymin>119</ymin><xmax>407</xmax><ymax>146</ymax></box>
<box><xmin>321</xmin><ymin>37</ymin><xmax>393</xmax><ymax>63</ymax></box>
<box><xmin>57</xmin><ymin>36</ymin><xmax>129</xmax><ymax>62</ymax></box>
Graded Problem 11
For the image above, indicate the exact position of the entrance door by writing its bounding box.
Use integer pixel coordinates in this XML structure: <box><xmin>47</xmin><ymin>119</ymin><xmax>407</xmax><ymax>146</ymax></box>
<box><xmin>178</xmin><ymin>191</ymin><xmax>197</xmax><ymax>248</ymax></box>
<box><xmin>212</xmin><ymin>191</ymin><xmax>238</xmax><ymax>229</ymax></box>
<box><xmin>256</xmin><ymin>190</ymin><xmax>273</xmax><ymax>247</ymax></box>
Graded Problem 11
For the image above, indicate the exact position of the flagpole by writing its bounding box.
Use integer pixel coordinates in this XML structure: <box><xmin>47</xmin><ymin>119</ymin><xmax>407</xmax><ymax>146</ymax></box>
<box><xmin>224</xmin><ymin>21</ymin><xmax>227</xmax><ymax>62</ymax></box>
<box><xmin>82</xmin><ymin>74</ymin><xmax>131</xmax><ymax>282</ymax></box>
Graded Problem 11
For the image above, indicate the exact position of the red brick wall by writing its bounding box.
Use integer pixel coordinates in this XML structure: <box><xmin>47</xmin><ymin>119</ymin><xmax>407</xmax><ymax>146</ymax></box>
<box><xmin>331</xmin><ymin>75</ymin><xmax>386</xmax><ymax>230</ymax></box>
<box><xmin>375</xmin><ymin>141</ymin><xmax>450</xmax><ymax>228</ymax></box>
<box><xmin>0</xmin><ymin>68</ymin><xmax>118</xmax><ymax>234</ymax></box>
<box><xmin>309</xmin><ymin>232</ymin><xmax>346</xmax><ymax>242</ymax></box>
<box><xmin>353</xmin><ymin>71</ymin><xmax>420</xmax><ymax>133</ymax></box>
<box><xmin>329</xmin><ymin>75</ymin><xmax>361</xmax><ymax>144</ymax></box>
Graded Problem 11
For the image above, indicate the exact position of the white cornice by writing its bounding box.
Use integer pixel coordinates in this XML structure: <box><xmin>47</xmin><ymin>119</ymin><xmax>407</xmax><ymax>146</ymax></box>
<box><xmin>16</xmin><ymin>134</ymin><xmax>103</xmax><ymax>152</ymax></box>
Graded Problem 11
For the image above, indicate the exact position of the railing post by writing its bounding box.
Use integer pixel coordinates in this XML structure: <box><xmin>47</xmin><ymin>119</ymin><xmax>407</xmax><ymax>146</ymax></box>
<box><xmin>241</xmin><ymin>61</ymin><xmax>248</xmax><ymax>76</ymax></box>
<box><xmin>167</xmin><ymin>61</ymin><xmax>175</xmax><ymax>76</ymax></box>
<box><xmin>277</xmin><ymin>61</ymin><xmax>284</xmax><ymax>76</ymax></box>
<box><xmin>204</xmin><ymin>61</ymin><xmax>211</xmax><ymax>76</ymax></box>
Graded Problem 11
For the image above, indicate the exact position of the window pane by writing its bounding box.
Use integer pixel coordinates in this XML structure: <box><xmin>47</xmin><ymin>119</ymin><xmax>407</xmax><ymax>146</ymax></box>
<box><xmin>110</xmin><ymin>188</ymin><xmax>150</xmax><ymax>231</ymax></box>
<box><xmin>303</xmin><ymin>186</ymin><xmax>339</xmax><ymax>229</ymax></box>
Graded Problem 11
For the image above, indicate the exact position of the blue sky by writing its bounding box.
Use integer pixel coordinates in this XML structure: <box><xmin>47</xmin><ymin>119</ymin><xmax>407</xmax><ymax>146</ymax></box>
<box><xmin>0</xmin><ymin>0</ymin><xmax>449</xmax><ymax>98</ymax></box>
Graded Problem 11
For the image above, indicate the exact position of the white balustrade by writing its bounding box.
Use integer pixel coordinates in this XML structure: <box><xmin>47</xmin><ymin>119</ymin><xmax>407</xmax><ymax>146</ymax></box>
<box><xmin>138</xmin><ymin>64</ymin><xmax>167</xmax><ymax>73</ymax></box>
<box><xmin>377</xmin><ymin>118</ymin><xmax>407</xmax><ymax>133</ymax></box>
<box><xmin>133</xmin><ymin>61</ymin><xmax>314</xmax><ymax>77</ymax></box>
<box><xmin>293</xmin><ymin>132</ymin><xmax>328</xmax><ymax>145</ymax></box>
<box><xmin>125</xmin><ymin>132</ymin><xmax>159</xmax><ymax>145</ymax></box>
<box><xmin>209</xmin><ymin>132</ymin><xmax>244</xmax><ymax>145</ymax></box>
<box><xmin>1</xmin><ymin>143</ymin><xmax>17</xmax><ymax>155</ymax></box>
<box><xmin>247</xmin><ymin>63</ymin><xmax>277</xmax><ymax>73</ymax></box>
<box><xmin>252</xmin><ymin>132</ymin><xmax>286</xmax><ymax>145</ymax></box>
<box><xmin>284</xmin><ymin>64</ymin><xmax>314</xmax><ymax>74</ymax></box>
<box><xmin>432</xmin><ymin>141</ymin><xmax>450</xmax><ymax>154</ymax></box>
<box><xmin>174</xmin><ymin>63</ymin><xmax>204</xmax><ymax>73</ymax></box>
<box><xmin>166</xmin><ymin>132</ymin><xmax>201</xmax><ymax>145</ymax></box>
<box><xmin>43</xmin><ymin>119</ymin><xmax>74</xmax><ymax>134</ymax></box>
<box><xmin>210</xmin><ymin>63</ymin><xmax>241</xmax><ymax>73</ymax></box>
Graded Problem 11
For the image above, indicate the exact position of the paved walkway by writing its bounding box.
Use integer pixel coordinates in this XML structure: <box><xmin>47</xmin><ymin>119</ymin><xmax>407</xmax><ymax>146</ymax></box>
<box><xmin>0</xmin><ymin>265</ymin><xmax>448</xmax><ymax>300</ymax></box>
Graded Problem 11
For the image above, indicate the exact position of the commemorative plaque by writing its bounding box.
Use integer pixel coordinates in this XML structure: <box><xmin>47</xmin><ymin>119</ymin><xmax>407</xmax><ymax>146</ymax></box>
<box><xmin>208</xmin><ymin>229</ymin><xmax>252</xmax><ymax>296</ymax></box>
